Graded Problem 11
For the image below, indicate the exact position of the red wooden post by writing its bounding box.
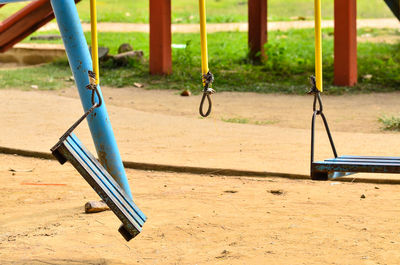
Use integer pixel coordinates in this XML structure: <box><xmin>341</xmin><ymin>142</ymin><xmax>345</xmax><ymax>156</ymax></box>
<box><xmin>248</xmin><ymin>0</ymin><xmax>267</xmax><ymax>61</ymax></box>
<box><xmin>334</xmin><ymin>0</ymin><xmax>357</xmax><ymax>86</ymax></box>
<box><xmin>149</xmin><ymin>0</ymin><xmax>172</xmax><ymax>75</ymax></box>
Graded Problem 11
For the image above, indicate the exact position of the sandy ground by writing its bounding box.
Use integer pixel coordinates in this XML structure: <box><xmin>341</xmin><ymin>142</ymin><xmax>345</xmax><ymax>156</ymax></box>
<box><xmin>39</xmin><ymin>19</ymin><xmax>400</xmax><ymax>33</ymax></box>
<box><xmin>0</xmin><ymin>154</ymin><xmax>399</xmax><ymax>265</ymax></box>
<box><xmin>1</xmin><ymin>87</ymin><xmax>400</xmax><ymax>264</ymax></box>
<box><xmin>3</xmin><ymin>88</ymin><xmax>400</xmax><ymax>180</ymax></box>
<box><xmin>1</xmin><ymin>13</ymin><xmax>400</xmax><ymax>265</ymax></box>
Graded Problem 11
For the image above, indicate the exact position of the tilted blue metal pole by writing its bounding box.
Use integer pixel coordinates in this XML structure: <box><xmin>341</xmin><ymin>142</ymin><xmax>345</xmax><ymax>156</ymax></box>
<box><xmin>50</xmin><ymin>0</ymin><xmax>133</xmax><ymax>200</ymax></box>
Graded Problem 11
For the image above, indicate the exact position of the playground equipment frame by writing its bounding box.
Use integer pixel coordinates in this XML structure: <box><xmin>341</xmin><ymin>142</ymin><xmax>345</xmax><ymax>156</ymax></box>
<box><xmin>1</xmin><ymin>0</ymin><xmax>146</xmax><ymax>240</ymax></box>
<box><xmin>310</xmin><ymin>0</ymin><xmax>400</xmax><ymax>181</ymax></box>
<box><xmin>148</xmin><ymin>0</ymin><xmax>358</xmax><ymax>86</ymax></box>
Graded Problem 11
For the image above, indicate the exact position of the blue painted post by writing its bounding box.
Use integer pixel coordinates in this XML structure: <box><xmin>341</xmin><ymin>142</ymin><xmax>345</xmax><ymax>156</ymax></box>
<box><xmin>50</xmin><ymin>0</ymin><xmax>133</xmax><ymax>200</ymax></box>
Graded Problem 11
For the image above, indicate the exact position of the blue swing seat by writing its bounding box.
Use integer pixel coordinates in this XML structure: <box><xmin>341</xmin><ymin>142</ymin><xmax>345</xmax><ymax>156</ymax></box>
<box><xmin>312</xmin><ymin>155</ymin><xmax>400</xmax><ymax>180</ymax></box>
<box><xmin>51</xmin><ymin>133</ymin><xmax>146</xmax><ymax>241</ymax></box>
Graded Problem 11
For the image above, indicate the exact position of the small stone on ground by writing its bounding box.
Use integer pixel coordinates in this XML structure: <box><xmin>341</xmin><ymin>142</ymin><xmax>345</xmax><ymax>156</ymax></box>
<box><xmin>85</xmin><ymin>200</ymin><xmax>110</xmax><ymax>213</ymax></box>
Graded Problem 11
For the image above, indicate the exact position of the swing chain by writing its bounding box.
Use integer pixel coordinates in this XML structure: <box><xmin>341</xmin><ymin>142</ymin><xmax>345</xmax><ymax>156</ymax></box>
<box><xmin>308</xmin><ymin>75</ymin><xmax>338</xmax><ymax>166</ymax></box>
<box><xmin>199</xmin><ymin>71</ymin><xmax>215</xmax><ymax>117</ymax></box>
<box><xmin>55</xmin><ymin>71</ymin><xmax>102</xmax><ymax>145</ymax></box>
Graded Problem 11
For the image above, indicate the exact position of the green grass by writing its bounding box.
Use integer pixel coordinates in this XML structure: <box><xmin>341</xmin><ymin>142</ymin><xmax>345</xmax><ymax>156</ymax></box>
<box><xmin>221</xmin><ymin>117</ymin><xmax>250</xmax><ymax>124</ymax></box>
<box><xmin>254</xmin><ymin>120</ymin><xmax>278</xmax><ymax>125</ymax></box>
<box><xmin>221</xmin><ymin>117</ymin><xmax>278</xmax><ymax>125</ymax></box>
<box><xmin>0</xmin><ymin>61</ymin><xmax>73</xmax><ymax>90</ymax></box>
<box><xmin>0</xmin><ymin>0</ymin><xmax>395</xmax><ymax>23</ymax></box>
<box><xmin>2</xmin><ymin>28</ymin><xmax>400</xmax><ymax>94</ymax></box>
<box><xmin>379</xmin><ymin>115</ymin><xmax>400</xmax><ymax>131</ymax></box>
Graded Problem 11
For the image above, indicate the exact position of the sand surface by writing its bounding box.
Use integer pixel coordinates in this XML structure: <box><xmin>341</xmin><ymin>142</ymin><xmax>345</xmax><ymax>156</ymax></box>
<box><xmin>2</xmin><ymin>88</ymin><xmax>400</xmax><ymax>180</ymax></box>
<box><xmin>0</xmin><ymin>154</ymin><xmax>399</xmax><ymax>265</ymax></box>
<box><xmin>1</xmin><ymin>87</ymin><xmax>400</xmax><ymax>264</ymax></box>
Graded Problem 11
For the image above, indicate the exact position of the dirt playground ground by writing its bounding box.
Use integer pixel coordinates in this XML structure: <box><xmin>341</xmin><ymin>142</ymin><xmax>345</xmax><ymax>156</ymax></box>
<box><xmin>1</xmin><ymin>87</ymin><xmax>400</xmax><ymax>264</ymax></box>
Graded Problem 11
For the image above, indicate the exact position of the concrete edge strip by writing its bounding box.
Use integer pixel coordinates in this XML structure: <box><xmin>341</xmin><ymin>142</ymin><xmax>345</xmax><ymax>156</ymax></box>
<box><xmin>1</xmin><ymin>146</ymin><xmax>400</xmax><ymax>185</ymax></box>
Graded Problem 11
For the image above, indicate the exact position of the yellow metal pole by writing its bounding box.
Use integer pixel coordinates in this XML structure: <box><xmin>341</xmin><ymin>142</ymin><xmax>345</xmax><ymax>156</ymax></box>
<box><xmin>314</xmin><ymin>0</ymin><xmax>322</xmax><ymax>92</ymax></box>
<box><xmin>198</xmin><ymin>0</ymin><xmax>215</xmax><ymax>117</ymax></box>
<box><xmin>90</xmin><ymin>0</ymin><xmax>99</xmax><ymax>84</ymax></box>
<box><xmin>199</xmin><ymin>0</ymin><xmax>209</xmax><ymax>78</ymax></box>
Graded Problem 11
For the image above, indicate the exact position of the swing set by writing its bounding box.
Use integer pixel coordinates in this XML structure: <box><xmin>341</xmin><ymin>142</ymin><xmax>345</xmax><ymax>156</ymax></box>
<box><xmin>309</xmin><ymin>0</ymin><xmax>400</xmax><ymax>180</ymax></box>
<box><xmin>0</xmin><ymin>0</ymin><xmax>215</xmax><ymax>241</ymax></box>
<box><xmin>2</xmin><ymin>0</ymin><xmax>398</xmax><ymax>242</ymax></box>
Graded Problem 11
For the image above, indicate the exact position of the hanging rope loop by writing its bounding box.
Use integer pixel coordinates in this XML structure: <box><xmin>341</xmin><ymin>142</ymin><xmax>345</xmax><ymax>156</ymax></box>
<box><xmin>199</xmin><ymin>93</ymin><xmax>212</xmax><ymax>117</ymax></box>
<box><xmin>199</xmin><ymin>71</ymin><xmax>215</xmax><ymax>117</ymax></box>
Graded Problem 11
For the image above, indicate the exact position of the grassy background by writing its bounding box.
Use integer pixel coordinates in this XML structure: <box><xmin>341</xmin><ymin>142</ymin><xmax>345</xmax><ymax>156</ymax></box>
<box><xmin>0</xmin><ymin>0</ymin><xmax>395</xmax><ymax>23</ymax></box>
<box><xmin>1</xmin><ymin>28</ymin><xmax>399</xmax><ymax>94</ymax></box>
